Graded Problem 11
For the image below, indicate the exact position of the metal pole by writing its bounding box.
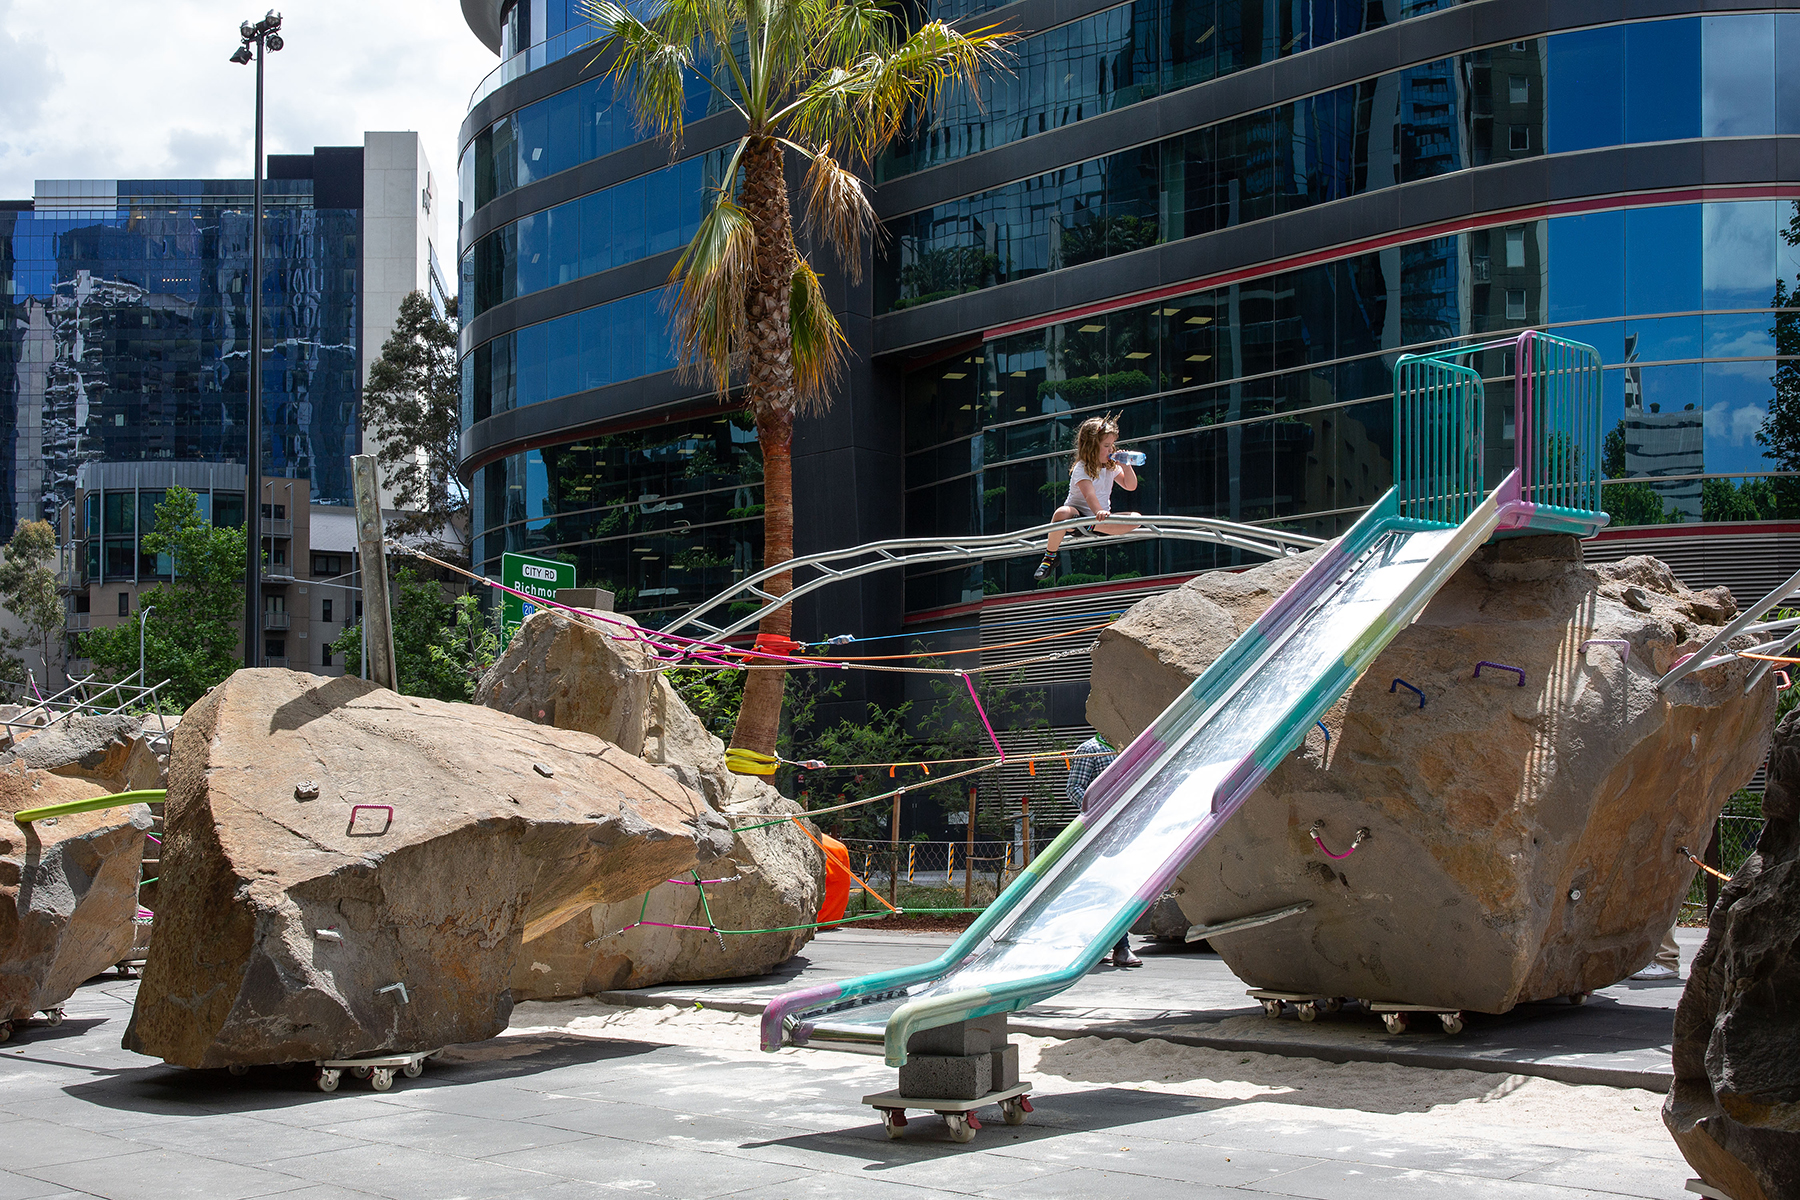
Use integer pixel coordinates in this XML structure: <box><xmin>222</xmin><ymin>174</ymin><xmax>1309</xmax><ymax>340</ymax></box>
<box><xmin>351</xmin><ymin>455</ymin><xmax>398</xmax><ymax>689</ymax></box>
<box><xmin>242</xmin><ymin>32</ymin><xmax>265</xmax><ymax>668</ymax></box>
<box><xmin>890</xmin><ymin>789</ymin><xmax>902</xmax><ymax>910</ymax></box>
<box><xmin>138</xmin><ymin>605</ymin><xmax>155</xmax><ymax>694</ymax></box>
<box><xmin>963</xmin><ymin>785</ymin><xmax>976</xmax><ymax>907</ymax></box>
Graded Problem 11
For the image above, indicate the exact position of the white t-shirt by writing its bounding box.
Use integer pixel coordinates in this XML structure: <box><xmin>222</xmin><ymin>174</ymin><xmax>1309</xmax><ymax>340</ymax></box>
<box><xmin>1065</xmin><ymin>461</ymin><xmax>1121</xmax><ymax>514</ymax></box>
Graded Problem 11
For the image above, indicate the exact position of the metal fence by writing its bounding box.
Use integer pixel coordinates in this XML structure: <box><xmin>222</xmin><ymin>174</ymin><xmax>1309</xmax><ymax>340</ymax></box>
<box><xmin>834</xmin><ymin>836</ymin><xmax>1062</xmax><ymax>898</ymax></box>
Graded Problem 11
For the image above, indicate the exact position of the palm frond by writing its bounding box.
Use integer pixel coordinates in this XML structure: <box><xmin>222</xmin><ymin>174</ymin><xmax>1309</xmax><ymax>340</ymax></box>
<box><xmin>583</xmin><ymin>0</ymin><xmax>709</xmax><ymax>139</ymax></box>
<box><xmin>669</xmin><ymin>185</ymin><xmax>758</xmax><ymax>395</ymax></box>
<box><xmin>789</xmin><ymin>258</ymin><xmax>847</xmax><ymax>413</ymax></box>
<box><xmin>796</xmin><ymin>144</ymin><xmax>875</xmax><ymax>275</ymax></box>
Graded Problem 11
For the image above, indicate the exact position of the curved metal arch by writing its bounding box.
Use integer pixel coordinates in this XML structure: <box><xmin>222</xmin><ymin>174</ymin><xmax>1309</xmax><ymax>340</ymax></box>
<box><xmin>667</xmin><ymin>514</ymin><xmax>1325</xmax><ymax>642</ymax></box>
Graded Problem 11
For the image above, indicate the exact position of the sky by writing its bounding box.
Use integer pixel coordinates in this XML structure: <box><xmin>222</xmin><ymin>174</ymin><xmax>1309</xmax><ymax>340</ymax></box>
<box><xmin>0</xmin><ymin>0</ymin><xmax>501</xmax><ymax>249</ymax></box>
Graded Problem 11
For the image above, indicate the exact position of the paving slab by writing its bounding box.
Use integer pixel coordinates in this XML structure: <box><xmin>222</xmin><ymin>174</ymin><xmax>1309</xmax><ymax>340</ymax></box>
<box><xmin>590</xmin><ymin>928</ymin><xmax>1700</xmax><ymax>1090</ymax></box>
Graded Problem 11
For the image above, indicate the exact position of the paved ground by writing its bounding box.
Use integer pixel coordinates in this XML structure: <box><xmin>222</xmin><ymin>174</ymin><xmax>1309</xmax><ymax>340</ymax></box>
<box><xmin>0</xmin><ymin>930</ymin><xmax>1700</xmax><ymax>1200</ymax></box>
<box><xmin>592</xmin><ymin>925</ymin><xmax>1705</xmax><ymax>1090</ymax></box>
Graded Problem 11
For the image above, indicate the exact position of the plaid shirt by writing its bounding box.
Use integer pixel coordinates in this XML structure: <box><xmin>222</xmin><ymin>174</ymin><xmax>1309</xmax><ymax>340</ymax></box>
<box><xmin>1065</xmin><ymin>735</ymin><xmax>1116</xmax><ymax>812</ymax></box>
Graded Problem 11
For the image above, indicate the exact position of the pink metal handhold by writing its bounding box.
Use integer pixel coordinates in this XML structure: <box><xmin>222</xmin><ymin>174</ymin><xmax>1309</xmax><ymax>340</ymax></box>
<box><xmin>347</xmin><ymin>804</ymin><xmax>393</xmax><ymax>836</ymax></box>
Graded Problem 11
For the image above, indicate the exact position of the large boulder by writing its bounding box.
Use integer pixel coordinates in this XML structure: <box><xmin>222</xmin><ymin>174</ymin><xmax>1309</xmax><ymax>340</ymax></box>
<box><xmin>513</xmin><ymin>776</ymin><xmax>823</xmax><ymax>996</ymax></box>
<box><xmin>122</xmin><ymin>669</ymin><xmax>731</xmax><ymax>1069</ymax></box>
<box><xmin>478</xmin><ymin>609</ymin><xmax>822</xmax><ymax>992</ymax></box>
<box><xmin>0</xmin><ymin>713</ymin><xmax>163</xmax><ymax>791</ymax></box>
<box><xmin>1</xmin><ymin>766</ymin><xmax>153</xmax><ymax>1026</ymax></box>
<box><xmin>1089</xmin><ymin>536</ymin><xmax>1774</xmax><ymax>1013</ymax></box>
<box><xmin>1663</xmin><ymin>709</ymin><xmax>1800</xmax><ymax>1200</ymax></box>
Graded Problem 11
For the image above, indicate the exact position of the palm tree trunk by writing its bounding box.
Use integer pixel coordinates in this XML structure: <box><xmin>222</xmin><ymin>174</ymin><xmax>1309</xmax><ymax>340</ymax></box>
<box><xmin>729</xmin><ymin>138</ymin><xmax>799</xmax><ymax>758</ymax></box>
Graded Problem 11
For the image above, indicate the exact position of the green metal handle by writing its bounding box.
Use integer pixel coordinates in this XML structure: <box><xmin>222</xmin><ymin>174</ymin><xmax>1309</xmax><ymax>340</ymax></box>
<box><xmin>13</xmin><ymin>789</ymin><xmax>166</xmax><ymax>827</ymax></box>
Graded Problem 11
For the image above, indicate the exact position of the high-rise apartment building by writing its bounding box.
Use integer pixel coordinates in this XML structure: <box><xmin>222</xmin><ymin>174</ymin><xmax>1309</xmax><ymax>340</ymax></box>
<box><xmin>456</xmin><ymin>1</ymin><xmax>1800</xmax><ymax>761</ymax></box>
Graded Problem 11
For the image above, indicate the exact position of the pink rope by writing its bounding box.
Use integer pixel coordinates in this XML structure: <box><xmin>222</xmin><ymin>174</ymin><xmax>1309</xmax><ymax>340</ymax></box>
<box><xmin>962</xmin><ymin>673</ymin><xmax>1006</xmax><ymax>762</ymax></box>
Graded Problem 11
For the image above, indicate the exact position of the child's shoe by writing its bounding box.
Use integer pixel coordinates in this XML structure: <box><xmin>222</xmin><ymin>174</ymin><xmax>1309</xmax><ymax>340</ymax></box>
<box><xmin>1033</xmin><ymin>551</ymin><xmax>1057</xmax><ymax>581</ymax></box>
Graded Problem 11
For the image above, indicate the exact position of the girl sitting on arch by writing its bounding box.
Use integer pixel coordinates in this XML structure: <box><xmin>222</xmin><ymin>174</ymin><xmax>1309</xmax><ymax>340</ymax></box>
<box><xmin>1033</xmin><ymin>413</ymin><xmax>1142</xmax><ymax>582</ymax></box>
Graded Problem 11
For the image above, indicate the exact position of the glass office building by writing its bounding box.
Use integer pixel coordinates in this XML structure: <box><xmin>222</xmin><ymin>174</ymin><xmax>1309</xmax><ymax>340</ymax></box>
<box><xmin>457</xmin><ymin>0</ymin><xmax>1800</xmax><ymax>637</ymax></box>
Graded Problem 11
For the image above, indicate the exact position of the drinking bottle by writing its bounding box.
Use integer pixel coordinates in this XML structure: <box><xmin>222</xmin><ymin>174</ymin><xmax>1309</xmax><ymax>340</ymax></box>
<box><xmin>1111</xmin><ymin>450</ymin><xmax>1147</xmax><ymax>466</ymax></box>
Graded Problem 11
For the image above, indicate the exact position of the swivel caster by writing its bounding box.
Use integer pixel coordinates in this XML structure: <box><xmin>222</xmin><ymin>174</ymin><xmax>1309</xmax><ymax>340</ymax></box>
<box><xmin>1568</xmin><ymin>992</ymin><xmax>1589</xmax><ymax>1006</ymax></box>
<box><xmin>1296</xmin><ymin>1001</ymin><xmax>1319</xmax><ymax>1022</ymax></box>
<box><xmin>1261</xmin><ymin>998</ymin><xmax>1283</xmax><ymax>1018</ymax></box>
<box><xmin>1382</xmin><ymin>1012</ymin><xmax>1409</xmax><ymax>1034</ymax></box>
<box><xmin>0</xmin><ymin>1021</ymin><xmax>11</xmax><ymax>1043</ymax></box>
<box><xmin>402</xmin><ymin>1060</ymin><xmax>424</xmax><ymax>1079</ymax></box>
<box><xmin>351</xmin><ymin>1065</ymin><xmax>374</xmax><ymax>1080</ymax></box>
<box><xmin>227</xmin><ymin>1063</ymin><xmax>249</xmax><ymax>1076</ymax></box>
<box><xmin>1000</xmin><ymin>1095</ymin><xmax>1032</xmax><ymax>1126</ymax></box>
<box><xmin>1438</xmin><ymin>1012</ymin><xmax>1465</xmax><ymax>1035</ymax></box>
<box><xmin>1322</xmin><ymin>997</ymin><xmax>1343</xmax><ymax>1014</ymax></box>
<box><xmin>942</xmin><ymin>1111</ymin><xmax>980</xmax><ymax>1144</ymax></box>
<box><xmin>370</xmin><ymin>1067</ymin><xmax>394</xmax><ymax>1092</ymax></box>
<box><xmin>879</xmin><ymin>1108</ymin><xmax>907</xmax><ymax>1140</ymax></box>
<box><xmin>316</xmin><ymin>1069</ymin><xmax>341</xmax><ymax>1093</ymax></box>
<box><xmin>41</xmin><ymin>1009</ymin><xmax>63</xmax><ymax>1027</ymax></box>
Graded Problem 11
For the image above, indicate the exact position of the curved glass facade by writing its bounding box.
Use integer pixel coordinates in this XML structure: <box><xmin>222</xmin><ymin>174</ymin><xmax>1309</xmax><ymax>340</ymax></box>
<box><xmin>901</xmin><ymin>199</ymin><xmax>1800</xmax><ymax>609</ymax></box>
<box><xmin>461</xmin><ymin>288</ymin><xmax>676</xmax><ymax>425</ymax></box>
<box><xmin>470</xmin><ymin>410</ymin><xmax>764</xmax><ymax>621</ymax></box>
<box><xmin>883</xmin><ymin>0</ymin><xmax>1462</xmax><ymax>179</ymax></box>
<box><xmin>460</xmin><ymin>155</ymin><xmax>710</xmax><ymax>321</ymax></box>
<box><xmin>881</xmin><ymin>14</ymin><xmax>1800</xmax><ymax>313</ymax></box>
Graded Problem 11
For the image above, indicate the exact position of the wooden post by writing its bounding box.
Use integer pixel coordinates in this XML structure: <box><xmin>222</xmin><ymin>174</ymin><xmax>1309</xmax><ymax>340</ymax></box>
<box><xmin>890</xmin><ymin>788</ymin><xmax>903</xmax><ymax>910</ymax></box>
<box><xmin>1020</xmin><ymin>795</ymin><xmax>1032</xmax><ymax>869</ymax></box>
<box><xmin>351</xmin><ymin>455</ymin><xmax>398</xmax><ymax>690</ymax></box>
<box><xmin>963</xmin><ymin>785</ymin><xmax>977</xmax><ymax>907</ymax></box>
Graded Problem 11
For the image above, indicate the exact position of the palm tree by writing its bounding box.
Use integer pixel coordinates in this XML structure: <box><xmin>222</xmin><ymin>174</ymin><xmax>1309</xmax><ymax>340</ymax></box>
<box><xmin>583</xmin><ymin>0</ymin><xmax>1012</xmax><ymax>758</ymax></box>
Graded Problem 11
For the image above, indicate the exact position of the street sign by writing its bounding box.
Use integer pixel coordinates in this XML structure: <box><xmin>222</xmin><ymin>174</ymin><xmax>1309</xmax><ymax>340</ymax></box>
<box><xmin>501</xmin><ymin>552</ymin><xmax>576</xmax><ymax>645</ymax></box>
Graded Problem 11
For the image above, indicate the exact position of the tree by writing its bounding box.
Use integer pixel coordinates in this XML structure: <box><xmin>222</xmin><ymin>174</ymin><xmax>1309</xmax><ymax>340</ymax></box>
<box><xmin>330</xmin><ymin>568</ymin><xmax>498</xmax><ymax>702</ymax></box>
<box><xmin>585</xmin><ymin>0</ymin><xmax>1012</xmax><ymax>758</ymax></box>
<box><xmin>0</xmin><ymin>521</ymin><xmax>65</xmax><ymax>690</ymax></box>
<box><xmin>362</xmin><ymin>291</ymin><xmax>467</xmax><ymax>562</ymax></box>
<box><xmin>80</xmin><ymin>488</ymin><xmax>245</xmax><ymax>709</ymax></box>
<box><xmin>1757</xmin><ymin>203</ymin><xmax>1800</xmax><ymax>515</ymax></box>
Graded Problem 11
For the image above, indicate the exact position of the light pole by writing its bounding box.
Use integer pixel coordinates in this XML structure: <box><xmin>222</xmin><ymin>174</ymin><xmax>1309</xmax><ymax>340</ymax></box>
<box><xmin>138</xmin><ymin>605</ymin><xmax>156</xmax><ymax>691</ymax></box>
<box><xmin>231</xmin><ymin>10</ymin><xmax>283</xmax><ymax>668</ymax></box>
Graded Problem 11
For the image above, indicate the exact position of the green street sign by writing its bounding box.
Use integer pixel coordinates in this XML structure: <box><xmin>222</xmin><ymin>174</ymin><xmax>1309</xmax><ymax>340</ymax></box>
<box><xmin>501</xmin><ymin>552</ymin><xmax>576</xmax><ymax>644</ymax></box>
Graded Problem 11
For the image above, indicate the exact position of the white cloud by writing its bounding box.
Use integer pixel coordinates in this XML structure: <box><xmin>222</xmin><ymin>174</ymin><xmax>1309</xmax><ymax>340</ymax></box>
<box><xmin>1703</xmin><ymin>401</ymin><xmax>1766</xmax><ymax>446</ymax></box>
<box><xmin>0</xmin><ymin>0</ymin><xmax>500</xmax><ymax>250</ymax></box>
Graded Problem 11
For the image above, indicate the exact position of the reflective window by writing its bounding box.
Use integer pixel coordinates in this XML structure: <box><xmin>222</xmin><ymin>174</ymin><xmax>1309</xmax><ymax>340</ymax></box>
<box><xmin>471</xmin><ymin>410</ymin><xmax>764</xmax><ymax>624</ymax></box>
<box><xmin>881</xmin><ymin>0</ymin><xmax>1463</xmax><ymax>180</ymax></box>
<box><xmin>460</xmin><ymin>155</ymin><xmax>713</xmax><ymax>322</ymax></box>
<box><xmin>900</xmin><ymin>200</ymin><xmax>1800</xmax><ymax>607</ymax></box>
<box><xmin>462</xmin><ymin>289</ymin><xmax>677</xmax><ymax>424</ymax></box>
<box><xmin>883</xmin><ymin>15</ymin><xmax>1800</xmax><ymax>315</ymax></box>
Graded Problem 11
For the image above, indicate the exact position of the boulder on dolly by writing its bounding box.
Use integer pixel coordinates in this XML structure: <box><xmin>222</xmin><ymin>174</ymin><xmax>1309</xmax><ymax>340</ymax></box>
<box><xmin>1663</xmin><ymin>707</ymin><xmax>1800</xmax><ymax>1200</ymax></box>
<box><xmin>1088</xmin><ymin>536</ymin><xmax>1775</xmax><ymax>1013</ymax></box>
<box><xmin>1</xmin><ymin>766</ymin><xmax>152</xmax><ymax>1027</ymax></box>
<box><xmin>122</xmin><ymin>669</ymin><xmax>731</xmax><ymax>1068</ymax></box>
<box><xmin>480</xmin><ymin>609</ymin><xmax>822</xmax><ymax>994</ymax></box>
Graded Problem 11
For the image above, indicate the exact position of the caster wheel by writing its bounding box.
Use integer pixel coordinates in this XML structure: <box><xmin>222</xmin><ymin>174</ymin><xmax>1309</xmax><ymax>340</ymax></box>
<box><xmin>1000</xmin><ymin>1097</ymin><xmax>1029</xmax><ymax>1126</ymax></box>
<box><xmin>402</xmin><ymin>1060</ymin><xmax>423</xmax><ymax>1079</ymax></box>
<box><xmin>880</xmin><ymin>1108</ymin><xmax>907</xmax><ymax>1140</ymax></box>
<box><xmin>316</xmin><ymin>1069</ymin><xmax>340</xmax><ymax>1093</ymax></box>
<box><xmin>1568</xmin><ymin>992</ymin><xmax>1589</xmax><ymax>1006</ymax></box>
<box><xmin>351</xmin><ymin>1066</ymin><xmax>373</xmax><ymax>1080</ymax></box>
<box><xmin>370</xmin><ymin>1068</ymin><xmax>394</xmax><ymax>1092</ymax></box>
<box><xmin>1382</xmin><ymin>1012</ymin><xmax>1408</xmax><ymax>1034</ymax></box>
<box><xmin>1261</xmin><ymin>999</ymin><xmax>1283</xmax><ymax>1018</ymax></box>
<box><xmin>1297</xmin><ymin>1001</ymin><xmax>1318</xmax><ymax>1022</ymax></box>
<box><xmin>1322</xmin><ymin>998</ymin><xmax>1343</xmax><ymax>1014</ymax></box>
<box><xmin>0</xmin><ymin>1022</ymin><xmax>11</xmax><ymax>1043</ymax></box>
<box><xmin>942</xmin><ymin>1112</ymin><xmax>978</xmax><ymax>1144</ymax></box>
<box><xmin>42</xmin><ymin>1010</ymin><xmax>63</xmax><ymax>1027</ymax></box>
<box><xmin>1439</xmin><ymin>1013</ymin><xmax>1465</xmax><ymax>1035</ymax></box>
<box><xmin>227</xmin><ymin>1063</ymin><xmax>249</xmax><ymax>1076</ymax></box>
<box><xmin>116</xmin><ymin>965</ymin><xmax>132</xmax><ymax>978</ymax></box>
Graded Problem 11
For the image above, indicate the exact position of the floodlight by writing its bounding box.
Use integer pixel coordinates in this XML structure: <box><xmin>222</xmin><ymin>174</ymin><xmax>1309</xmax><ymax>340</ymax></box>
<box><xmin>230</xmin><ymin>44</ymin><xmax>253</xmax><ymax>64</ymax></box>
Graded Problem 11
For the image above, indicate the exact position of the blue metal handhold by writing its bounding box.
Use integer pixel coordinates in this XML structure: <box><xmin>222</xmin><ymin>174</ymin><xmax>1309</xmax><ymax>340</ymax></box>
<box><xmin>1389</xmin><ymin>679</ymin><xmax>1425</xmax><ymax>708</ymax></box>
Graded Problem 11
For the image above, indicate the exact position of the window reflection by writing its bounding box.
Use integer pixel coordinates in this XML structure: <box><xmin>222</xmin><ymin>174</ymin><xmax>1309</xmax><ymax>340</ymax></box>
<box><xmin>900</xmin><ymin>200</ymin><xmax>1800</xmax><ymax>606</ymax></box>
<box><xmin>473</xmin><ymin>411</ymin><xmax>764</xmax><ymax>623</ymax></box>
<box><xmin>464</xmin><ymin>290</ymin><xmax>677</xmax><ymax>422</ymax></box>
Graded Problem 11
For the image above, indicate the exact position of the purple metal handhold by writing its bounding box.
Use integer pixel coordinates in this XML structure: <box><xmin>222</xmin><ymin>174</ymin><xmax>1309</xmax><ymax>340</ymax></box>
<box><xmin>1580</xmin><ymin>639</ymin><xmax>1630</xmax><ymax>664</ymax></box>
<box><xmin>1389</xmin><ymin>679</ymin><xmax>1425</xmax><ymax>708</ymax></box>
<box><xmin>347</xmin><ymin>804</ymin><xmax>394</xmax><ymax>836</ymax></box>
<box><xmin>1474</xmin><ymin>661</ymin><xmax>1526</xmax><ymax>687</ymax></box>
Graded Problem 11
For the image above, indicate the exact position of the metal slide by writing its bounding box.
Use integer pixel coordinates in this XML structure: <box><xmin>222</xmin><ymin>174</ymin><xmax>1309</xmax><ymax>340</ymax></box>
<box><xmin>759</xmin><ymin>328</ymin><xmax>1608</xmax><ymax>1068</ymax></box>
<box><xmin>761</xmin><ymin>476</ymin><xmax>1517</xmax><ymax>1064</ymax></box>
